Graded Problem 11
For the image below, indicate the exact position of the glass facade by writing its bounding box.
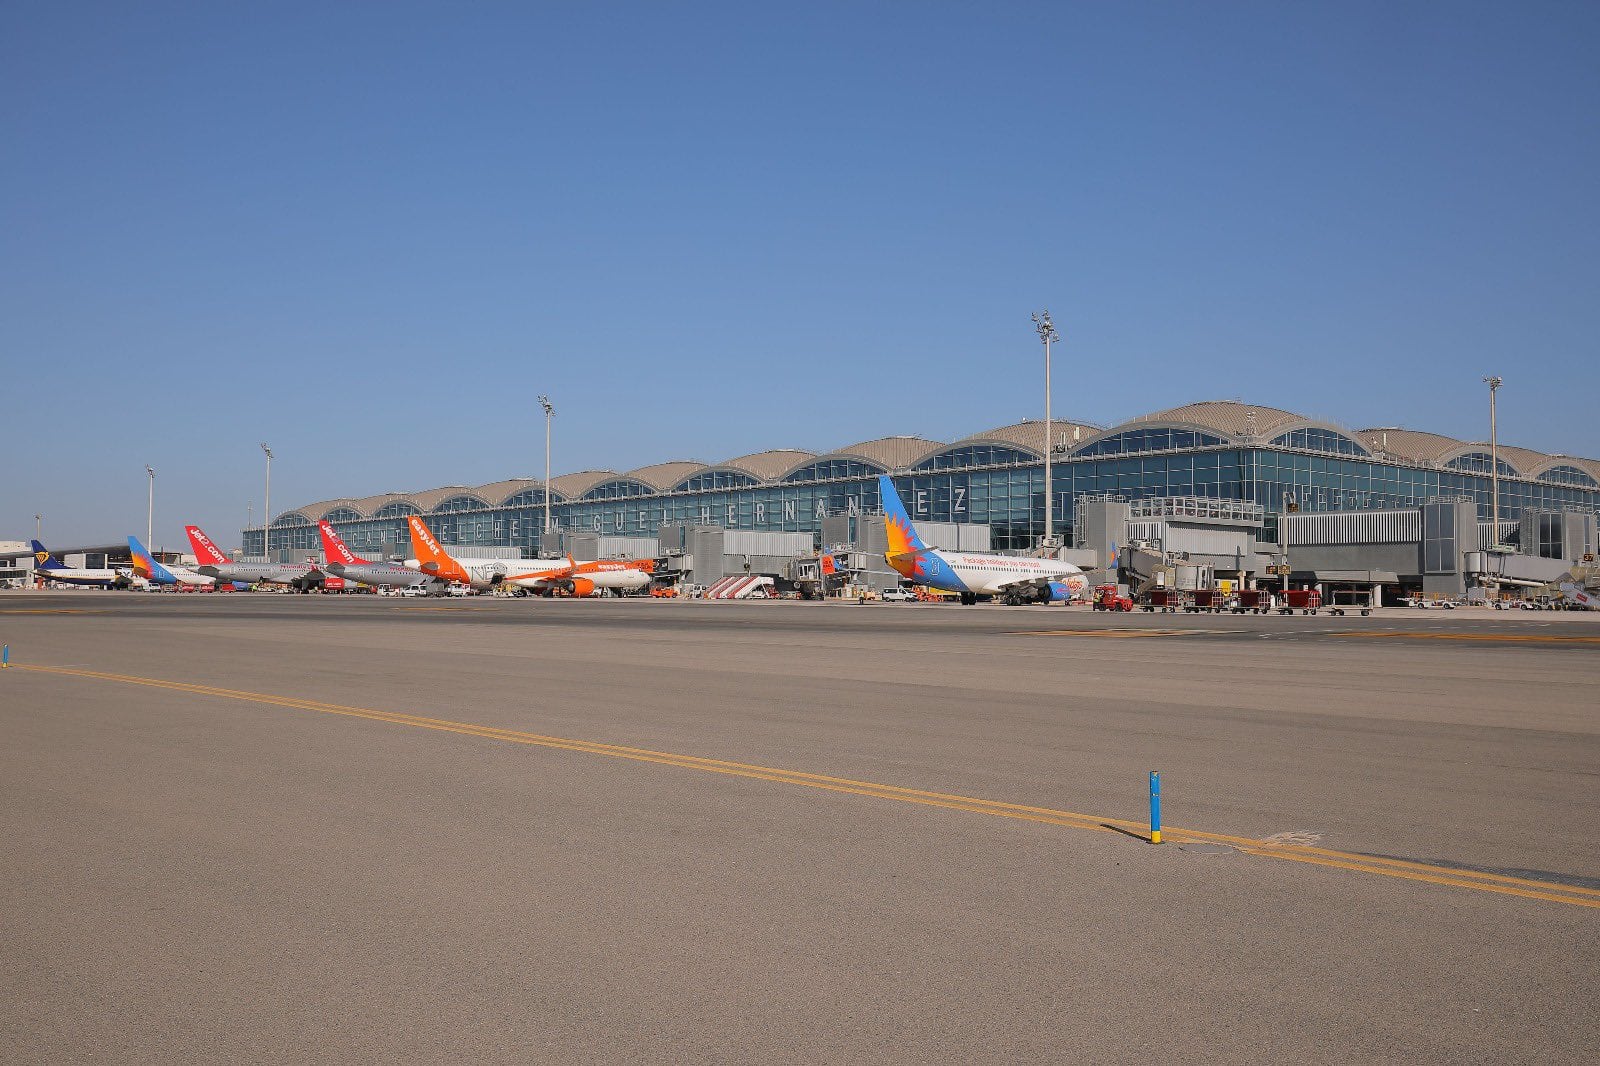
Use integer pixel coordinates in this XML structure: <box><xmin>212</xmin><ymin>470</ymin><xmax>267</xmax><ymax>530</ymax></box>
<box><xmin>247</xmin><ymin>439</ymin><xmax>1600</xmax><ymax>558</ymax></box>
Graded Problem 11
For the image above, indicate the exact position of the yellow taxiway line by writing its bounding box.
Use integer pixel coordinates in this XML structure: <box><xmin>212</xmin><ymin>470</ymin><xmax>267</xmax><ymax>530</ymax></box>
<box><xmin>14</xmin><ymin>663</ymin><xmax>1600</xmax><ymax>910</ymax></box>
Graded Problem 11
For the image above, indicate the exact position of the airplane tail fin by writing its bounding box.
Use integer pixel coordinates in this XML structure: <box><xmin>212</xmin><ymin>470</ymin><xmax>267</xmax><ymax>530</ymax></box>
<box><xmin>877</xmin><ymin>475</ymin><xmax>928</xmax><ymax>555</ymax></box>
<box><xmin>185</xmin><ymin>525</ymin><xmax>231</xmax><ymax>565</ymax></box>
<box><xmin>318</xmin><ymin>521</ymin><xmax>367</xmax><ymax>566</ymax></box>
<box><xmin>29</xmin><ymin>540</ymin><xmax>63</xmax><ymax>570</ymax></box>
<box><xmin>406</xmin><ymin>516</ymin><xmax>454</xmax><ymax>575</ymax></box>
<box><xmin>128</xmin><ymin>535</ymin><xmax>155</xmax><ymax>580</ymax></box>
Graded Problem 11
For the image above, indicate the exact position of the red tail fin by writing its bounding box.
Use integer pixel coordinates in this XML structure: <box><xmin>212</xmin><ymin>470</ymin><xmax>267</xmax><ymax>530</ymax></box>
<box><xmin>318</xmin><ymin>521</ymin><xmax>367</xmax><ymax>565</ymax></box>
<box><xmin>185</xmin><ymin>525</ymin><xmax>230</xmax><ymax>565</ymax></box>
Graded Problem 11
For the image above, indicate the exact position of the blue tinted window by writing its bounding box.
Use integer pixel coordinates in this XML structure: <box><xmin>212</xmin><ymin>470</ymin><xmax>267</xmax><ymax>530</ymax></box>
<box><xmin>1537</xmin><ymin>465</ymin><xmax>1598</xmax><ymax>488</ymax></box>
<box><xmin>782</xmin><ymin>458</ymin><xmax>885</xmax><ymax>483</ymax></box>
<box><xmin>1074</xmin><ymin>428</ymin><xmax>1226</xmax><ymax>457</ymax></box>
<box><xmin>1267</xmin><ymin>427</ymin><xmax>1370</xmax><ymax>456</ymax></box>
<box><xmin>581</xmin><ymin>479</ymin><xmax>656</xmax><ymax>501</ymax></box>
<box><xmin>675</xmin><ymin>470</ymin><xmax>759</xmax><ymax>492</ymax></box>
<box><xmin>913</xmin><ymin>444</ymin><xmax>1038</xmax><ymax>471</ymax></box>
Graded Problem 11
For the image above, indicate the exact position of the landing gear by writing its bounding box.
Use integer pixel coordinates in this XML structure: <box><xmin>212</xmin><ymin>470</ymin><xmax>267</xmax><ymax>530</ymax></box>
<box><xmin>960</xmin><ymin>592</ymin><xmax>977</xmax><ymax>606</ymax></box>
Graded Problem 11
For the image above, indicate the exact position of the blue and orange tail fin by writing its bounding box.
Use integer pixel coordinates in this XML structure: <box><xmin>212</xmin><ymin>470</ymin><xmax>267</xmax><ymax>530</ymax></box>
<box><xmin>128</xmin><ymin>535</ymin><xmax>155</xmax><ymax>580</ymax></box>
<box><xmin>877</xmin><ymin>475</ymin><xmax>927</xmax><ymax>555</ymax></box>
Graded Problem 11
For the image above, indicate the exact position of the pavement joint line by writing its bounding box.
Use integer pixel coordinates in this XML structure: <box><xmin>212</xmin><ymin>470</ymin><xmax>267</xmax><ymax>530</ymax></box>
<box><xmin>15</xmin><ymin>662</ymin><xmax>1600</xmax><ymax>910</ymax></box>
<box><xmin>1010</xmin><ymin>629</ymin><xmax>1201</xmax><ymax>638</ymax></box>
<box><xmin>1329</xmin><ymin>630</ymin><xmax>1600</xmax><ymax>645</ymax></box>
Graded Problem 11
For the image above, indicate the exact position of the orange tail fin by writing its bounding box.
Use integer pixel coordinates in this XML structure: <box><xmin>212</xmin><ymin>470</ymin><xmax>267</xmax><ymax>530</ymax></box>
<box><xmin>406</xmin><ymin>516</ymin><xmax>465</xmax><ymax>582</ymax></box>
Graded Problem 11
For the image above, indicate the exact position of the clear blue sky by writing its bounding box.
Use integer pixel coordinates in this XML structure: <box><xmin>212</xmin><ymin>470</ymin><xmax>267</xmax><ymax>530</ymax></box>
<box><xmin>4</xmin><ymin>1</ymin><xmax>1597</xmax><ymax>549</ymax></box>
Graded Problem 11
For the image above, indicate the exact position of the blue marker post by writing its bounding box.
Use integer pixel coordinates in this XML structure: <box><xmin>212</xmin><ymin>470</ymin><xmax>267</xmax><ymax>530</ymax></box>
<box><xmin>1</xmin><ymin>643</ymin><xmax>8</xmax><ymax>668</ymax></box>
<box><xmin>1149</xmin><ymin>770</ymin><xmax>1162</xmax><ymax>844</ymax></box>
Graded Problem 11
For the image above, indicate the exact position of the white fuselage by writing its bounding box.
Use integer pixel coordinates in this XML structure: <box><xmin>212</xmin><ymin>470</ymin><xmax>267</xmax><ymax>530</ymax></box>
<box><xmin>163</xmin><ymin>566</ymin><xmax>216</xmax><ymax>587</ymax></box>
<box><xmin>937</xmin><ymin>552</ymin><xmax>1087</xmax><ymax>596</ymax></box>
<box><xmin>37</xmin><ymin>567</ymin><xmax>127</xmax><ymax>588</ymax></box>
<box><xmin>503</xmin><ymin>561</ymin><xmax>651</xmax><ymax>593</ymax></box>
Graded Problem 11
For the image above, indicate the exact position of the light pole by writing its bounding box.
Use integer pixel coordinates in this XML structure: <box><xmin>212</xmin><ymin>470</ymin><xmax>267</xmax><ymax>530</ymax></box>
<box><xmin>260</xmin><ymin>443</ymin><xmax>273</xmax><ymax>561</ymax></box>
<box><xmin>34</xmin><ymin>513</ymin><xmax>42</xmax><ymax>541</ymax></box>
<box><xmin>1483</xmin><ymin>376</ymin><xmax>1502</xmax><ymax>547</ymax></box>
<box><xmin>145</xmin><ymin>465</ymin><xmax>155</xmax><ymax>548</ymax></box>
<box><xmin>538</xmin><ymin>396</ymin><xmax>554</xmax><ymax>543</ymax></box>
<box><xmin>1032</xmin><ymin>310</ymin><xmax>1059</xmax><ymax>550</ymax></box>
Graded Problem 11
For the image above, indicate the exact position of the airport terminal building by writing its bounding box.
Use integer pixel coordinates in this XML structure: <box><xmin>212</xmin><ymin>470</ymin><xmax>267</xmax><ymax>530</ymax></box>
<box><xmin>250</xmin><ymin>401</ymin><xmax>1600</xmax><ymax>599</ymax></box>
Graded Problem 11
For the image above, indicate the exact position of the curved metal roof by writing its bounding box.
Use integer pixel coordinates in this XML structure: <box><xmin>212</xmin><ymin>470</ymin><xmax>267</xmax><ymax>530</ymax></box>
<box><xmin>1357</xmin><ymin>428</ymin><xmax>1471</xmax><ymax>465</ymax></box>
<box><xmin>474</xmin><ymin>478</ymin><xmax>543</xmax><ymax>506</ymax></box>
<box><xmin>1130</xmin><ymin>401</ymin><xmax>1306</xmax><ymax>439</ymax></box>
<box><xmin>721</xmin><ymin>449</ymin><xmax>816</xmax><ymax>479</ymax></box>
<box><xmin>548</xmin><ymin>470</ymin><xmax>615</xmax><ymax>499</ymax></box>
<box><xmin>621</xmin><ymin>461</ymin><xmax>708</xmax><ymax>492</ymax></box>
<box><xmin>1490</xmin><ymin>445</ymin><xmax>1546</xmax><ymax>475</ymax></box>
<box><xmin>291</xmin><ymin>498</ymin><xmax>356</xmax><ymax>522</ymax></box>
<box><xmin>408</xmin><ymin>486</ymin><xmax>489</xmax><ymax>512</ymax></box>
<box><xmin>824</xmin><ymin>436</ymin><xmax>945</xmax><ymax>470</ymax></box>
<box><xmin>959</xmin><ymin>419</ymin><xmax>1101</xmax><ymax>456</ymax></box>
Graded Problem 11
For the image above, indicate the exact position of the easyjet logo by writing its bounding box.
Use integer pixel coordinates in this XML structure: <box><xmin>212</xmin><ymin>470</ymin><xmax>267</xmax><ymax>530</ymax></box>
<box><xmin>410</xmin><ymin>517</ymin><xmax>442</xmax><ymax>555</ymax></box>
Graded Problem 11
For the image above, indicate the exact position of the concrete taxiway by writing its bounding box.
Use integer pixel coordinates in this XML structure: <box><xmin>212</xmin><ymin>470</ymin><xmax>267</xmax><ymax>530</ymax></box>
<box><xmin>2</xmin><ymin>593</ymin><xmax>1597</xmax><ymax>1062</ymax></box>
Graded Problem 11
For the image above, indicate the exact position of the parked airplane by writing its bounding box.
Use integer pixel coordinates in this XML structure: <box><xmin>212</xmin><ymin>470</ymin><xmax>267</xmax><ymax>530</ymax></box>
<box><xmin>128</xmin><ymin>535</ymin><xmax>216</xmax><ymax>588</ymax></box>
<box><xmin>29</xmin><ymin>541</ymin><xmax>131</xmax><ymax>589</ymax></box>
<box><xmin>405</xmin><ymin>516</ymin><xmax>521</xmax><ymax>590</ymax></box>
<box><xmin>503</xmin><ymin>556</ymin><xmax>655</xmax><ymax>596</ymax></box>
<box><xmin>406</xmin><ymin>516</ymin><xmax>653</xmax><ymax>595</ymax></box>
<box><xmin>318</xmin><ymin>521</ymin><xmax>444</xmax><ymax>593</ymax></box>
<box><xmin>877</xmin><ymin>475</ymin><xmax>1088</xmax><ymax>605</ymax></box>
<box><xmin>184</xmin><ymin>525</ymin><xmax>325</xmax><ymax>590</ymax></box>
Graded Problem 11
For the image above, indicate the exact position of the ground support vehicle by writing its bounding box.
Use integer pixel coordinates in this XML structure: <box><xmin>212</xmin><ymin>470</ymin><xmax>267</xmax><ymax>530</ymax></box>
<box><xmin>1186</xmin><ymin>588</ymin><xmax>1220</xmax><ymax>613</ymax></box>
<box><xmin>1141</xmin><ymin>588</ymin><xmax>1183</xmax><ymax>613</ymax></box>
<box><xmin>1327</xmin><ymin>591</ymin><xmax>1372</xmax><ymax>617</ymax></box>
<box><xmin>1093</xmin><ymin>585</ymin><xmax>1133</xmax><ymax>612</ymax></box>
<box><xmin>1278</xmin><ymin>588</ymin><xmax>1322</xmax><ymax>615</ymax></box>
<box><xmin>1230</xmin><ymin>589</ymin><xmax>1269</xmax><ymax>614</ymax></box>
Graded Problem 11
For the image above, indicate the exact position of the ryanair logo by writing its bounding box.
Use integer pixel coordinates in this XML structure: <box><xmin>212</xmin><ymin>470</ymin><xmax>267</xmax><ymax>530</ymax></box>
<box><xmin>34</xmin><ymin>551</ymin><xmax>48</xmax><ymax>565</ymax></box>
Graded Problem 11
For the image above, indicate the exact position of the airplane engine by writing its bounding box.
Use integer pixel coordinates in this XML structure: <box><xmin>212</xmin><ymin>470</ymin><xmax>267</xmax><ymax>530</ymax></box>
<box><xmin>568</xmin><ymin>577</ymin><xmax>597</xmax><ymax>598</ymax></box>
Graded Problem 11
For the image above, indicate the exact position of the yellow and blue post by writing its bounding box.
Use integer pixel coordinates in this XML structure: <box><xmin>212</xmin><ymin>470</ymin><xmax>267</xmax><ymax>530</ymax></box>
<box><xmin>1</xmin><ymin>643</ymin><xmax>8</xmax><ymax>669</ymax></box>
<box><xmin>1149</xmin><ymin>770</ymin><xmax>1162</xmax><ymax>844</ymax></box>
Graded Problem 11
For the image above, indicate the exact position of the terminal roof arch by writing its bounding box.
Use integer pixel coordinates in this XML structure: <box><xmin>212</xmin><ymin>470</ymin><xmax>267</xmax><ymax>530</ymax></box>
<box><xmin>1265</xmin><ymin>423</ymin><xmax>1372</xmax><ymax>457</ymax></box>
<box><xmin>581</xmin><ymin>477</ymin><xmax>660</xmax><ymax>501</ymax></box>
<box><xmin>1122</xmin><ymin>401</ymin><xmax>1308</xmax><ymax>440</ymax></box>
<box><xmin>1440</xmin><ymin>450</ymin><xmax>1519</xmax><ymax>477</ymax></box>
<box><xmin>718</xmin><ymin>449</ymin><xmax>816</xmax><ymax>481</ymax></box>
<box><xmin>1357</xmin><ymin>428</ymin><xmax>1471</xmax><ymax>465</ymax></box>
<box><xmin>672</xmin><ymin>468</ymin><xmax>761</xmax><ymax>492</ymax></box>
<box><xmin>780</xmin><ymin>436</ymin><xmax>944</xmax><ymax>482</ymax></box>
<box><xmin>371</xmin><ymin>500</ymin><xmax>423</xmax><ymax>519</ymax></box>
<box><xmin>548</xmin><ymin>470</ymin><xmax>616</xmax><ymax>500</ymax></box>
<box><xmin>620</xmin><ymin>461</ymin><xmax>708</xmax><ymax>492</ymax></box>
<box><xmin>1534</xmin><ymin>462</ymin><xmax>1600</xmax><ymax>487</ymax></box>
<box><xmin>412</xmin><ymin>486</ymin><xmax>486</xmax><ymax>512</ymax></box>
<box><xmin>1069</xmin><ymin>424</ymin><xmax>1231</xmax><ymax>458</ymax></box>
<box><xmin>959</xmin><ymin>418</ymin><xmax>1104</xmax><ymax>456</ymax></box>
<box><xmin>473</xmin><ymin>479</ymin><xmax>542</xmax><ymax>507</ymax></box>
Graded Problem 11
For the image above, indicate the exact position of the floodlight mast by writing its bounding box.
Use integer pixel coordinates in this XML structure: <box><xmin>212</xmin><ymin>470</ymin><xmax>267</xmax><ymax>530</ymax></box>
<box><xmin>1483</xmin><ymin>376</ymin><xmax>1503</xmax><ymax>548</ymax></box>
<box><xmin>1032</xmin><ymin>310</ymin><xmax>1060</xmax><ymax>550</ymax></box>
<box><xmin>538</xmin><ymin>396</ymin><xmax>554</xmax><ymax>538</ymax></box>
<box><xmin>260</xmin><ymin>443</ymin><xmax>274</xmax><ymax>560</ymax></box>
<box><xmin>145</xmin><ymin>465</ymin><xmax>155</xmax><ymax>548</ymax></box>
